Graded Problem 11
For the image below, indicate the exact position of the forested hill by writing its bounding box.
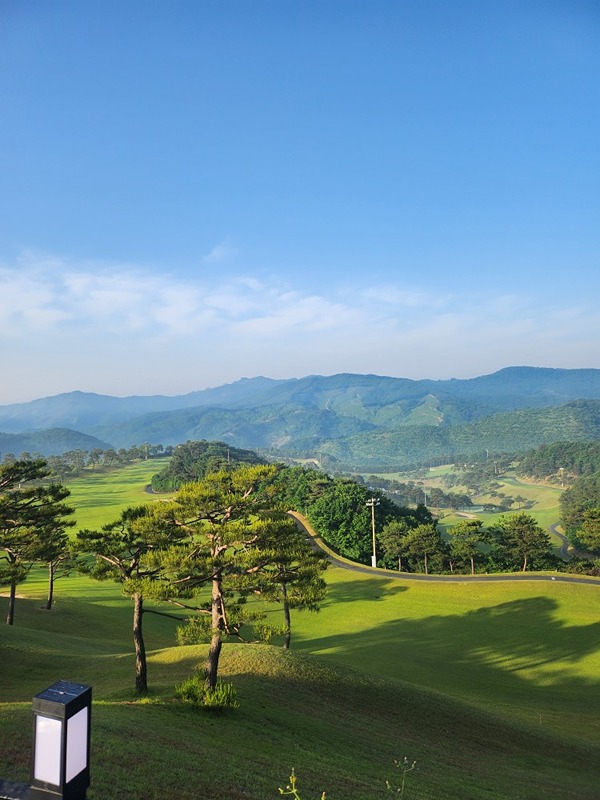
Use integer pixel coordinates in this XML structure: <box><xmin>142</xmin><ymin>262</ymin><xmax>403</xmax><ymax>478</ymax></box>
<box><xmin>3</xmin><ymin>367</ymin><xmax>600</xmax><ymax>434</ymax></box>
<box><xmin>0</xmin><ymin>428</ymin><xmax>110</xmax><ymax>458</ymax></box>
<box><xmin>318</xmin><ymin>400</ymin><xmax>600</xmax><ymax>470</ymax></box>
<box><xmin>3</xmin><ymin>368</ymin><xmax>600</xmax><ymax>463</ymax></box>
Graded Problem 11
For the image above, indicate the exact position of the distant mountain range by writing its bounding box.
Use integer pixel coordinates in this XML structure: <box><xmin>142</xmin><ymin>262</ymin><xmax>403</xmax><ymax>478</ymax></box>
<box><xmin>3</xmin><ymin>367</ymin><xmax>600</xmax><ymax>468</ymax></box>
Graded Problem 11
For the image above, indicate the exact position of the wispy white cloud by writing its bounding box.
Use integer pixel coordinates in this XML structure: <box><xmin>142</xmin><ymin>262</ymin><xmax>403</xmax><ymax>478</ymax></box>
<box><xmin>201</xmin><ymin>240</ymin><xmax>237</xmax><ymax>264</ymax></box>
<box><xmin>0</xmin><ymin>252</ymin><xmax>598</xmax><ymax>403</ymax></box>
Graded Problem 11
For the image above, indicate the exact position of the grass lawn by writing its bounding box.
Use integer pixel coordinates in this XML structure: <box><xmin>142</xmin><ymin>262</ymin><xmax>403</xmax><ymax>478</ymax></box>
<box><xmin>1</xmin><ymin>462</ymin><xmax>599</xmax><ymax>799</ymax></box>
<box><xmin>64</xmin><ymin>458</ymin><xmax>173</xmax><ymax>531</ymax></box>
<box><xmin>290</xmin><ymin>568</ymin><xmax>600</xmax><ymax>744</ymax></box>
<box><xmin>1</xmin><ymin>587</ymin><xmax>599</xmax><ymax>800</ymax></box>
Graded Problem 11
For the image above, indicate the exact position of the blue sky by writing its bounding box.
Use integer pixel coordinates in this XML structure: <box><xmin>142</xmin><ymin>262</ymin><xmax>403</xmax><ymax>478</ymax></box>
<box><xmin>1</xmin><ymin>0</ymin><xmax>599</xmax><ymax>403</ymax></box>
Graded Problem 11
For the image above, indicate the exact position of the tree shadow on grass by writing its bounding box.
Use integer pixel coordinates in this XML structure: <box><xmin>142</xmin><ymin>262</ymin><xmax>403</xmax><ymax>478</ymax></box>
<box><xmin>300</xmin><ymin>595</ymin><xmax>600</xmax><ymax>721</ymax></box>
<box><xmin>325</xmin><ymin>577</ymin><xmax>408</xmax><ymax>604</ymax></box>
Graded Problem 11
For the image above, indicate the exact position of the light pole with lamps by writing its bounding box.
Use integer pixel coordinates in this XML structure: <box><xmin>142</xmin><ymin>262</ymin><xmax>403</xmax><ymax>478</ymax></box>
<box><xmin>366</xmin><ymin>497</ymin><xmax>380</xmax><ymax>568</ymax></box>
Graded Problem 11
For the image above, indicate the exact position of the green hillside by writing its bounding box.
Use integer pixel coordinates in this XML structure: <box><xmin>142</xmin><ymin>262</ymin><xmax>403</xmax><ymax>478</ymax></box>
<box><xmin>1</xmin><ymin>570</ymin><xmax>599</xmax><ymax>800</ymax></box>
<box><xmin>0</xmin><ymin>427</ymin><xmax>110</xmax><ymax>457</ymax></box>
<box><xmin>5</xmin><ymin>369</ymin><xmax>600</xmax><ymax>462</ymax></box>
<box><xmin>322</xmin><ymin>400</ymin><xmax>600</xmax><ymax>469</ymax></box>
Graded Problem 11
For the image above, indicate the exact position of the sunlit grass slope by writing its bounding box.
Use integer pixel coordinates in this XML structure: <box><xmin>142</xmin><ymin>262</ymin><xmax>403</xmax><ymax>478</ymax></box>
<box><xmin>289</xmin><ymin>568</ymin><xmax>600</xmax><ymax>744</ymax></box>
<box><xmin>65</xmin><ymin>458</ymin><xmax>172</xmax><ymax>531</ymax></box>
<box><xmin>1</xmin><ymin>612</ymin><xmax>599</xmax><ymax>800</ymax></box>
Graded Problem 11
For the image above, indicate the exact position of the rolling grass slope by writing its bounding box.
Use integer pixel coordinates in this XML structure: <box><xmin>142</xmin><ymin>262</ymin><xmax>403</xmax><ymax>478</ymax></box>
<box><xmin>2</xmin><ymin>462</ymin><xmax>600</xmax><ymax>798</ymax></box>
<box><xmin>1</xmin><ymin>594</ymin><xmax>599</xmax><ymax>800</ymax></box>
<box><xmin>2</xmin><ymin>561</ymin><xmax>600</xmax><ymax>799</ymax></box>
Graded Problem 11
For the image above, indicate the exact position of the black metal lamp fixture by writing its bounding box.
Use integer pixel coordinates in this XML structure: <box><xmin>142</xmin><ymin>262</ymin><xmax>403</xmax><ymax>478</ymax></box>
<box><xmin>0</xmin><ymin>681</ymin><xmax>92</xmax><ymax>800</ymax></box>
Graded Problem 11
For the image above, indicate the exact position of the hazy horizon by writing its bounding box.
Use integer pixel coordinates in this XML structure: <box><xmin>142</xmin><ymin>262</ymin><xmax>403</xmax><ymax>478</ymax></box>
<box><xmin>3</xmin><ymin>363</ymin><xmax>600</xmax><ymax>407</ymax></box>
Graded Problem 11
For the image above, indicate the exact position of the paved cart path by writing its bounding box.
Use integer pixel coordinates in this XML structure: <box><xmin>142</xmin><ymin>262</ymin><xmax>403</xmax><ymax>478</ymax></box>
<box><xmin>288</xmin><ymin>510</ymin><xmax>600</xmax><ymax>587</ymax></box>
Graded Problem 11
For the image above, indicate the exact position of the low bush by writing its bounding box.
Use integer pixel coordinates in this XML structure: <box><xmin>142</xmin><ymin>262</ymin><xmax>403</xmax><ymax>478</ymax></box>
<box><xmin>175</xmin><ymin>671</ymin><xmax>239</xmax><ymax>710</ymax></box>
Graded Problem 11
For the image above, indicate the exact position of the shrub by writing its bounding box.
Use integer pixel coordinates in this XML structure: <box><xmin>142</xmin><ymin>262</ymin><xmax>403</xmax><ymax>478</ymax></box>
<box><xmin>175</xmin><ymin>671</ymin><xmax>239</xmax><ymax>711</ymax></box>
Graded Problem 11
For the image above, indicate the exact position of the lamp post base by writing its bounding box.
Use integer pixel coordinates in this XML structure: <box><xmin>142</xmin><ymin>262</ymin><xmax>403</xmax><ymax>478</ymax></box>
<box><xmin>0</xmin><ymin>778</ymin><xmax>31</xmax><ymax>800</ymax></box>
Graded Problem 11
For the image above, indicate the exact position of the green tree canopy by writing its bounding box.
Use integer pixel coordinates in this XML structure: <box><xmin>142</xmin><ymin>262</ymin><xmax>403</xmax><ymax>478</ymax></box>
<box><xmin>307</xmin><ymin>480</ymin><xmax>402</xmax><ymax>564</ymax></box>
<box><xmin>576</xmin><ymin>507</ymin><xmax>600</xmax><ymax>555</ymax></box>
<box><xmin>151</xmin><ymin>440</ymin><xmax>266</xmax><ymax>491</ymax></box>
<box><xmin>0</xmin><ymin>459</ymin><xmax>74</xmax><ymax>625</ymax></box>
<box><xmin>560</xmin><ymin>473</ymin><xmax>600</xmax><ymax>540</ymax></box>
<box><xmin>449</xmin><ymin>519</ymin><xmax>487</xmax><ymax>575</ymax></box>
<box><xmin>489</xmin><ymin>512</ymin><xmax>551</xmax><ymax>572</ymax></box>
<box><xmin>400</xmin><ymin>523</ymin><xmax>447</xmax><ymax>575</ymax></box>
<box><xmin>159</xmin><ymin>465</ymin><xmax>289</xmax><ymax>690</ymax></box>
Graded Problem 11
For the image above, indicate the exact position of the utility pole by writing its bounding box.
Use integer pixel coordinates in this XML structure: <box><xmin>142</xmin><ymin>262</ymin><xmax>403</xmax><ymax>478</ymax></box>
<box><xmin>366</xmin><ymin>497</ymin><xmax>380</xmax><ymax>568</ymax></box>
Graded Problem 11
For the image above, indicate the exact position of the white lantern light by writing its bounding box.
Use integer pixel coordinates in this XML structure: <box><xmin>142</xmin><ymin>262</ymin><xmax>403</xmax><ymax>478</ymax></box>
<box><xmin>30</xmin><ymin>681</ymin><xmax>91</xmax><ymax>800</ymax></box>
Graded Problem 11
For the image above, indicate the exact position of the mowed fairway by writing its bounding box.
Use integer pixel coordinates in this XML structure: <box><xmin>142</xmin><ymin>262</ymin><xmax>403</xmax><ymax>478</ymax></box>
<box><xmin>400</xmin><ymin>466</ymin><xmax>567</xmax><ymax>546</ymax></box>
<box><xmin>289</xmin><ymin>568</ymin><xmax>600</xmax><ymax>744</ymax></box>
<box><xmin>65</xmin><ymin>458</ymin><xmax>173</xmax><ymax>531</ymax></box>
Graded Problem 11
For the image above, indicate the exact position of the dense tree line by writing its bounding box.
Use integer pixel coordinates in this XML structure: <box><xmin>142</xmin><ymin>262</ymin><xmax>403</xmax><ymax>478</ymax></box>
<box><xmin>559</xmin><ymin>472</ymin><xmax>600</xmax><ymax>556</ymax></box>
<box><xmin>517</xmin><ymin>441</ymin><xmax>600</xmax><ymax>481</ymax></box>
<box><xmin>377</xmin><ymin>512</ymin><xmax>558</xmax><ymax>575</ymax></box>
<box><xmin>151</xmin><ymin>440</ymin><xmax>267</xmax><ymax>491</ymax></box>
<box><xmin>2</xmin><ymin>444</ymin><xmax>173</xmax><ymax>480</ymax></box>
<box><xmin>274</xmin><ymin>467</ymin><xmax>558</xmax><ymax>573</ymax></box>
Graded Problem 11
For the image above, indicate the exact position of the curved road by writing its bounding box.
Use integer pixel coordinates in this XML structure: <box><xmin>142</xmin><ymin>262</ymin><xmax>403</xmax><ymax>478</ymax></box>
<box><xmin>289</xmin><ymin>511</ymin><xmax>600</xmax><ymax>587</ymax></box>
<box><xmin>550</xmin><ymin>522</ymin><xmax>572</xmax><ymax>560</ymax></box>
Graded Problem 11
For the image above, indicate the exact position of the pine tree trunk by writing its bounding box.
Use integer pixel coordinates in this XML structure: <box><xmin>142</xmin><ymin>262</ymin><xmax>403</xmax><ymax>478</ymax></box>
<box><xmin>470</xmin><ymin>556</ymin><xmax>475</xmax><ymax>575</ymax></box>
<box><xmin>45</xmin><ymin>562</ymin><xmax>55</xmax><ymax>610</ymax></box>
<box><xmin>282</xmin><ymin>581</ymin><xmax>291</xmax><ymax>650</ymax></box>
<box><xmin>133</xmin><ymin>592</ymin><xmax>148</xmax><ymax>694</ymax></box>
<box><xmin>6</xmin><ymin>579</ymin><xmax>16</xmax><ymax>625</ymax></box>
<box><xmin>424</xmin><ymin>552</ymin><xmax>428</xmax><ymax>575</ymax></box>
<box><xmin>204</xmin><ymin>574</ymin><xmax>223</xmax><ymax>691</ymax></box>
<box><xmin>522</xmin><ymin>554</ymin><xmax>528</xmax><ymax>572</ymax></box>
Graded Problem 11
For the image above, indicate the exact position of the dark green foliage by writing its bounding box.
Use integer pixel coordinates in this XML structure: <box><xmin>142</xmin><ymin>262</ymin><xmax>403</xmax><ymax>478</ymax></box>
<box><xmin>560</xmin><ymin>473</ymin><xmax>600</xmax><ymax>539</ymax></box>
<box><xmin>0</xmin><ymin>459</ymin><xmax>75</xmax><ymax>624</ymax></box>
<box><xmin>448</xmin><ymin>519</ymin><xmax>488</xmax><ymax>575</ymax></box>
<box><xmin>376</xmin><ymin>506</ymin><xmax>436</xmax><ymax>571</ymax></box>
<box><xmin>306</xmin><ymin>480</ymin><xmax>406</xmax><ymax>564</ymax></box>
<box><xmin>76</xmin><ymin>504</ymin><xmax>188</xmax><ymax>692</ymax></box>
<box><xmin>151</xmin><ymin>440</ymin><xmax>267</xmax><ymax>491</ymax></box>
<box><xmin>400</xmin><ymin>523</ymin><xmax>448</xmax><ymax>575</ymax></box>
<box><xmin>487</xmin><ymin>513</ymin><xmax>552</xmax><ymax>572</ymax></box>
<box><xmin>518</xmin><ymin>440</ymin><xmax>600</xmax><ymax>480</ymax></box>
<box><xmin>174</xmin><ymin>672</ymin><xmax>239</xmax><ymax>710</ymax></box>
<box><xmin>576</xmin><ymin>507</ymin><xmax>600</xmax><ymax>554</ymax></box>
<box><xmin>157</xmin><ymin>464</ymin><xmax>328</xmax><ymax>687</ymax></box>
<box><xmin>273</xmin><ymin>466</ymin><xmax>333</xmax><ymax>514</ymax></box>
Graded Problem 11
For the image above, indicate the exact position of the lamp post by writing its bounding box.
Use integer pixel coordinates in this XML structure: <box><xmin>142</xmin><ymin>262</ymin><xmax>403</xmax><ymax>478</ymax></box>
<box><xmin>0</xmin><ymin>681</ymin><xmax>91</xmax><ymax>800</ymax></box>
<box><xmin>366</xmin><ymin>497</ymin><xmax>380</xmax><ymax>568</ymax></box>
